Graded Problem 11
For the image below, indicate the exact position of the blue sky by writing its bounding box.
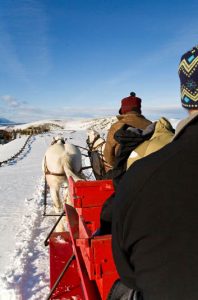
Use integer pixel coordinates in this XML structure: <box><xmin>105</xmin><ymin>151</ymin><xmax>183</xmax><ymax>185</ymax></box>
<box><xmin>0</xmin><ymin>0</ymin><xmax>198</xmax><ymax>122</ymax></box>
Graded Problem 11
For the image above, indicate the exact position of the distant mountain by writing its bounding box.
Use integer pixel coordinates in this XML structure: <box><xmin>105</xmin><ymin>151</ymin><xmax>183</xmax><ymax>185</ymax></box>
<box><xmin>0</xmin><ymin>118</ymin><xmax>15</xmax><ymax>124</ymax></box>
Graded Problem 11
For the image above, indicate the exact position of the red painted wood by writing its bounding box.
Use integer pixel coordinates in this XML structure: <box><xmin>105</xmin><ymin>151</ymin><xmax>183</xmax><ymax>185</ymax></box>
<box><xmin>49</xmin><ymin>232</ymin><xmax>85</xmax><ymax>299</ymax></box>
<box><xmin>49</xmin><ymin>178</ymin><xmax>119</xmax><ymax>300</ymax></box>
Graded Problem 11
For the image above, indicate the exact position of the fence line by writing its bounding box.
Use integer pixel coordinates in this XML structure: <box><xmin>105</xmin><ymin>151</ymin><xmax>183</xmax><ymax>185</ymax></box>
<box><xmin>0</xmin><ymin>135</ymin><xmax>32</xmax><ymax>167</ymax></box>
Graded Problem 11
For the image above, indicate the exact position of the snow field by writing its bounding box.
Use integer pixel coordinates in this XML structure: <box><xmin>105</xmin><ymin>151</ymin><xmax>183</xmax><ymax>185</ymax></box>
<box><xmin>0</xmin><ymin>117</ymin><xmax>180</xmax><ymax>299</ymax></box>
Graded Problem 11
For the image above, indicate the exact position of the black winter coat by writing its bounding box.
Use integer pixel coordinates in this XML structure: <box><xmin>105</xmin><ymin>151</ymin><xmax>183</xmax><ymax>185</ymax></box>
<box><xmin>100</xmin><ymin>124</ymin><xmax>154</xmax><ymax>235</ymax></box>
<box><xmin>104</xmin><ymin>123</ymin><xmax>155</xmax><ymax>187</ymax></box>
<box><xmin>112</xmin><ymin>115</ymin><xmax>198</xmax><ymax>300</ymax></box>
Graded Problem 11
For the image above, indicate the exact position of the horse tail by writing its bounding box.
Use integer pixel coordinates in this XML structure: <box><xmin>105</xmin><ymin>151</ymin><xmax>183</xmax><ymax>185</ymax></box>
<box><xmin>63</xmin><ymin>155</ymin><xmax>84</xmax><ymax>182</ymax></box>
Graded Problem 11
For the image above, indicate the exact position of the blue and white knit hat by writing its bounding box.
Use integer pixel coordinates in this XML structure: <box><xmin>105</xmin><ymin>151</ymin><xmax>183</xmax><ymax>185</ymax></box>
<box><xmin>178</xmin><ymin>46</ymin><xmax>198</xmax><ymax>109</ymax></box>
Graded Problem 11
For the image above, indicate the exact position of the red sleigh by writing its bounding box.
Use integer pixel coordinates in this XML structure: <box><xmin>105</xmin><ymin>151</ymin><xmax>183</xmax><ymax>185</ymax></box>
<box><xmin>49</xmin><ymin>177</ymin><xmax>119</xmax><ymax>300</ymax></box>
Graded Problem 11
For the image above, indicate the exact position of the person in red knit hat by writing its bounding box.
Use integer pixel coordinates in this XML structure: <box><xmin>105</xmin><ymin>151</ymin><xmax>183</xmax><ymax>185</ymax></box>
<box><xmin>104</xmin><ymin>92</ymin><xmax>151</xmax><ymax>170</ymax></box>
<box><xmin>110</xmin><ymin>45</ymin><xmax>198</xmax><ymax>300</ymax></box>
<box><xmin>119</xmin><ymin>92</ymin><xmax>142</xmax><ymax>114</ymax></box>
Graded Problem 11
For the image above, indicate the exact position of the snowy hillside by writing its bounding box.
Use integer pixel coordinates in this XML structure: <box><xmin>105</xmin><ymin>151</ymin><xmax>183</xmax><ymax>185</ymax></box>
<box><xmin>0</xmin><ymin>116</ymin><xmax>180</xmax><ymax>300</ymax></box>
<box><xmin>0</xmin><ymin>118</ymin><xmax>15</xmax><ymax>125</ymax></box>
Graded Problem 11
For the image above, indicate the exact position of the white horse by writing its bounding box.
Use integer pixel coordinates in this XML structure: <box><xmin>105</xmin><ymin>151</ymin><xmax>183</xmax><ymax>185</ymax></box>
<box><xmin>42</xmin><ymin>136</ymin><xmax>83</xmax><ymax>214</ymax></box>
<box><xmin>86</xmin><ymin>129</ymin><xmax>110</xmax><ymax>180</ymax></box>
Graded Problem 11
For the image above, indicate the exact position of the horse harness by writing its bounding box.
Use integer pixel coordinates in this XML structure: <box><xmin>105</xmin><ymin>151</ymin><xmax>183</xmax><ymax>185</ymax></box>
<box><xmin>90</xmin><ymin>140</ymin><xmax>105</xmax><ymax>156</ymax></box>
<box><xmin>44</xmin><ymin>137</ymin><xmax>67</xmax><ymax>176</ymax></box>
<box><xmin>44</xmin><ymin>156</ymin><xmax>65</xmax><ymax>177</ymax></box>
<box><xmin>87</xmin><ymin>136</ymin><xmax>106</xmax><ymax>160</ymax></box>
<box><xmin>87</xmin><ymin>135</ymin><xmax>111</xmax><ymax>177</ymax></box>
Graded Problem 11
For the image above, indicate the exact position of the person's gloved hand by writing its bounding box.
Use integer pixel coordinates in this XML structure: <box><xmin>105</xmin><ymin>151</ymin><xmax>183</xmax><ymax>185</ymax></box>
<box><xmin>107</xmin><ymin>280</ymin><xmax>143</xmax><ymax>300</ymax></box>
<box><xmin>107</xmin><ymin>279</ymin><xmax>133</xmax><ymax>300</ymax></box>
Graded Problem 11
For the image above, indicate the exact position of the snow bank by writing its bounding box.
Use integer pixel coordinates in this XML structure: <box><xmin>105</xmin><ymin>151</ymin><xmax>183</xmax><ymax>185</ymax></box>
<box><xmin>0</xmin><ymin>137</ymin><xmax>28</xmax><ymax>162</ymax></box>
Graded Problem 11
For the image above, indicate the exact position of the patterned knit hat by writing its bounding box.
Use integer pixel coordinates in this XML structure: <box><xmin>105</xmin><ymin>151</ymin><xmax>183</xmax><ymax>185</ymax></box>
<box><xmin>178</xmin><ymin>46</ymin><xmax>198</xmax><ymax>109</ymax></box>
<box><xmin>119</xmin><ymin>92</ymin><xmax>142</xmax><ymax>114</ymax></box>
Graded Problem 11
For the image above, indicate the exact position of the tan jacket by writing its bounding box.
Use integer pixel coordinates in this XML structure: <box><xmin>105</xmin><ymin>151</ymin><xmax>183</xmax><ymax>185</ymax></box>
<box><xmin>174</xmin><ymin>111</ymin><xmax>198</xmax><ymax>139</ymax></box>
<box><xmin>104</xmin><ymin>112</ymin><xmax>152</xmax><ymax>168</ymax></box>
<box><xmin>127</xmin><ymin>117</ymin><xmax>174</xmax><ymax>168</ymax></box>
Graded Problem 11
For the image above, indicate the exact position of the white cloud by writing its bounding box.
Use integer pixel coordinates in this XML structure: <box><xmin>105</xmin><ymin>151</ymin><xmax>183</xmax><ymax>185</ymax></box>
<box><xmin>0</xmin><ymin>94</ymin><xmax>186</xmax><ymax>123</ymax></box>
<box><xmin>144</xmin><ymin>105</ymin><xmax>186</xmax><ymax>120</ymax></box>
<box><xmin>1</xmin><ymin>95</ymin><xmax>22</xmax><ymax>108</ymax></box>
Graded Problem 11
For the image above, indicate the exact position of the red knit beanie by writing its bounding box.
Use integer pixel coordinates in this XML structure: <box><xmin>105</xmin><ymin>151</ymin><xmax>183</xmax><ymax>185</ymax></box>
<box><xmin>119</xmin><ymin>92</ymin><xmax>142</xmax><ymax>114</ymax></box>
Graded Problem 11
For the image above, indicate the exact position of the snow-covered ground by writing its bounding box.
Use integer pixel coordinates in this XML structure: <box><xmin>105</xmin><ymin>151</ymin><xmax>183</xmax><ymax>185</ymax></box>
<box><xmin>0</xmin><ymin>136</ymin><xmax>29</xmax><ymax>162</ymax></box>
<box><xmin>0</xmin><ymin>117</ymin><xmax>180</xmax><ymax>300</ymax></box>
